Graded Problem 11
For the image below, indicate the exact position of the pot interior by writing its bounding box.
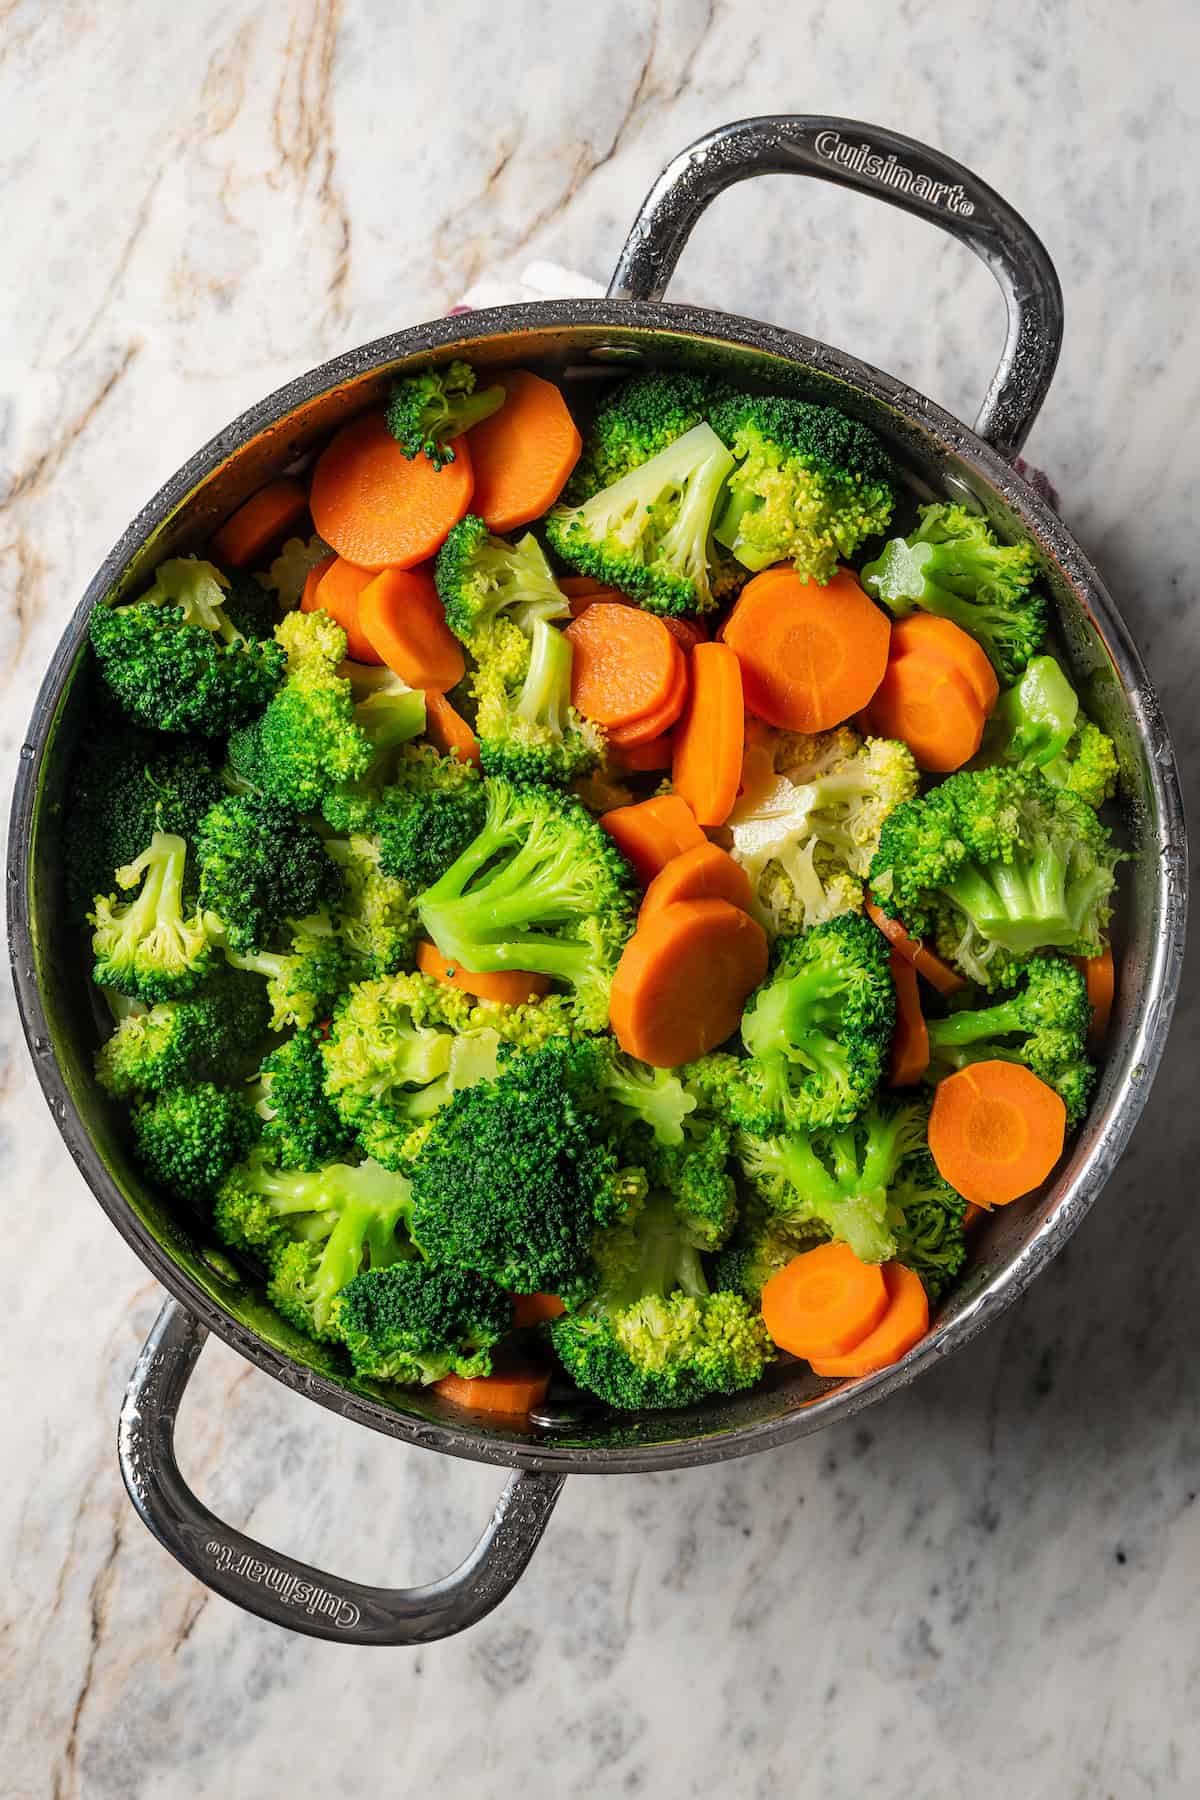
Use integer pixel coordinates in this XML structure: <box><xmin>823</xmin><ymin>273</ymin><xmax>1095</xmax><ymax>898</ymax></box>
<box><xmin>17</xmin><ymin>312</ymin><xmax>1185</xmax><ymax>1468</ymax></box>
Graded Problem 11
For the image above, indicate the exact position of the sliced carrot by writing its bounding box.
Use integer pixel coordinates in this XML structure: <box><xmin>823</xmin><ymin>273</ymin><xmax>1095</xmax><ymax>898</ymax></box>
<box><xmin>639</xmin><ymin>793</ymin><xmax>706</xmax><ymax>855</ymax></box>
<box><xmin>423</xmin><ymin>690</ymin><xmax>481</xmax><ymax>767</ymax></box>
<box><xmin>865</xmin><ymin>901</ymin><xmax>966</xmax><ymax>996</ymax></box>
<box><xmin>309</xmin><ymin>557</ymin><xmax>384</xmax><ymax>664</ymax></box>
<box><xmin>928</xmin><ymin>1060</ymin><xmax>1067</xmax><ymax>1209</ymax></box>
<box><xmin>662</xmin><ymin>616</ymin><xmax>709</xmax><ymax>653</ymax></box>
<box><xmin>609</xmin><ymin>897</ymin><xmax>769</xmax><ymax>1066</ymax></box>
<box><xmin>808</xmin><ymin>1262</ymin><xmax>930</xmax><ymax>1377</ymax></box>
<box><xmin>416</xmin><ymin>938</ymin><xmax>550</xmax><ymax>1006</ymax></box>
<box><xmin>889</xmin><ymin>613</ymin><xmax>999</xmax><ymax>714</ymax></box>
<box><xmin>358</xmin><ymin>565</ymin><xmax>465</xmax><ymax>692</ymax></box>
<box><xmin>888</xmin><ymin>949</ymin><xmax>930</xmax><ymax>1087</ymax></box>
<box><xmin>212</xmin><ymin>478</ymin><xmax>309</xmax><ymax>570</ymax></box>
<box><xmin>760</xmin><ymin>1242</ymin><xmax>890</xmax><ymax>1360</ymax></box>
<box><xmin>434</xmin><ymin>1361</ymin><xmax>551</xmax><ymax>1415</ymax></box>
<box><xmin>672</xmin><ymin>641</ymin><xmax>745</xmax><ymax>827</ymax></box>
<box><xmin>565</xmin><ymin>603</ymin><xmax>680</xmax><ymax>728</ymax></box>
<box><xmin>310</xmin><ymin>411</ymin><xmax>474</xmax><ymax>571</ymax></box>
<box><xmin>604</xmin><ymin>652</ymin><xmax>688</xmax><ymax>745</ymax></box>
<box><xmin>722</xmin><ymin>566</ymin><xmax>891</xmax><ymax>732</ymax></box>
<box><xmin>1073</xmin><ymin>943</ymin><xmax>1114</xmax><ymax>1050</ymax></box>
<box><xmin>608</xmin><ymin>733</ymin><xmax>675</xmax><ymax>773</ymax></box>
<box><xmin>600</xmin><ymin>797</ymin><xmax>691</xmax><ymax>886</ymax></box>
<box><xmin>559</xmin><ymin>575</ymin><xmax>632</xmax><ymax>617</ymax></box>
<box><xmin>868</xmin><ymin>651</ymin><xmax>985</xmax><ymax>772</ymax></box>
<box><xmin>300</xmin><ymin>551</ymin><xmax>337</xmax><ymax>612</ymax></box>
<box><xmin>509</xmin><ymin>1292</ymin><xmax>567</xmax><ymax>1327</ymax></box>
<box><xmin>464</xmin><ymin>370</ymin><xmax>581</xmax><ymax>532</ymax></box>
<box><xmin>640</xmin><ymin>841</ymin><xmax>753</xmax><ymax>921</ymax></box>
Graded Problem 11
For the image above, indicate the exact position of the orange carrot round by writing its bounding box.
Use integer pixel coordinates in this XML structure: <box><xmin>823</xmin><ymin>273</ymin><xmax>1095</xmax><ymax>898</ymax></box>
<box><xmin>300</xmin><ymin>551</ymin><xmax>337</xmax><ymax>613</ymax></box>
<box><xmin>869</xmin><ymin>652</ymin><xmax>985</xmax><ymax>772</ymax></box>
<box><xmin>640</xmin><ymin>841</ymin><xmax>753</xmax><ymax>920</ymax></box>
<box><xmin>423</xmin><ymin>690</ymin><xmax>481</xmax><ymax>766</ymax></box>
<box><xmin>310</xmin><ymin>411</ymin><xmax>474</xmax><ymax>571</ymax></box>
<box><xmin>760</xmin><ymin>1242</ymin><xmax>890</xmax><ymax>1360</ymax></box>
<box><xmin>415</xmin><ymin>938</ymin><xmax>550</xmax><ymax>1006</ymax></box>
<box><xmin>212</xmin><ymin>478</ymin><xmax>309</xmax><ymax>570</ymax></box>
<box><xmin>865</xmin><ymin>901</ymin><xmax>966</xmax><ymax>996</ymax></box>
<box><xmin>808</xmin><ymin>1263</ymin><xmax>930</xmax><ymax>1377</ymax></box>
<box><xmin>928</xmin><ymin>1060</ymin><xmax>1067</xmax><ymax>1208</ymax></box>
<box><xmin>608</xmin><ymin>733</ymin><xmax>675</xmax><ymax>773</ymax></box>
<box><xmin>509</xmin><ymin>1292</ymin><xmax>567</xmax><ymax>1327</ymax></box>
<box><xmin>609</xmin><ymin>898</ymin><xmax>769</xmax><ymax>1067</ymax></box>
<box><xmin>604</xmin><ymin>653</ymin><xmax>688</xmax><ymax>745</ymax></box>
<box><xmin>1073</xmin><ymin>943</ymin><xmax>1114</xmax><ymax>1050</ymax></box>
<box><xmin>722</xmin><ymin>566</ymin><xmax>891</xmax><ymax>731</ymax></box>
<box><xmin>890</xmin><ymin>613</ymin><xmax>999</xmax><ymax>714</ymax></box>
<box><xmin>434</xmin><ymin>1362</ymin><xmax>550</xmax><ymax>1415</ymax></box>
<box><xmin>464</xmin><ymin>370</ymin><xmax>581</xmax><ymax>532</ymax></box>
<box><xmin>564</xmin><ymin>603</ymin><xmax>681</xmax><ymax>728</ymax></box>
<box><xmin>672</xmin><ymin>641</ymin><xmax>745</xmax><ymax>826</ymax></box>
<box><xmin>887</xmin><ymin>949</ymin><xmax>930</xmax><ymax>1087</ymax></box>
<box><xmin>639</xmin><ymin>793</ymin><xmax>706</xmax><ymax>855</ymax></box>
<box><xmin>559</xmin><ymin>575</ymin><xmax>632</xmax><ymax>616</ymax></box>
<box><xmin>600</xmin><ymin>797</ymin><xmax>691</xmax><ymax>887</ymax></box>
<box><xmin>308</xmin><ymin>557</ymin><xmax>384</xmax><ymax>664</ymax></box>
<box><xmin>358</xmin><ymin>566</ymin><xmax>465</xmax><ymax>692</ymax></box>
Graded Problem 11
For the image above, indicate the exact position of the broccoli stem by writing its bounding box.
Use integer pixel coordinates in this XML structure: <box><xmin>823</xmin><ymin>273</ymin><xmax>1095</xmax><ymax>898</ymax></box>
<box><xmin>927</xmin><ymin>997</ymin><xmax>1026</xmax><ymax>1049</ymax></box>
<box><xmin>516</xmin><ymin>619</ymin><xmax>572</xmax><ymax>736</ymax></box>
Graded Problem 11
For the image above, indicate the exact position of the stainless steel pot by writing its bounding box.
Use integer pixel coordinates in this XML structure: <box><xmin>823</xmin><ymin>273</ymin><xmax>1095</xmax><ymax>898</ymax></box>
<box><xmin>9</xmin><ymin>117</ymin><xmax>1187</xmax><ymax>1646</ymax></box>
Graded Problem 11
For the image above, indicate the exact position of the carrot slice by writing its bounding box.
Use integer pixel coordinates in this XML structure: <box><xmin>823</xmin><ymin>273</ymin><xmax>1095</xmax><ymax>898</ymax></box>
<box><xmin>722</xmin><ymin>566</ymin><xmax>891</xmax><ymax>731</ymax></box>
<box><xmin>865</xmin><ymin>901</ymin><xmax>966</xmax><ymax>996</ymax></box>
<box><xmin>672</xmin><ymin>641</ymin><xmax>745</xmax><ymax>827</ymax></box>
<box><xmin>888</xmin><ymin>949</ymin><xmax>930</xmax><ymax>1087</ymax></box>
<box><xmin>1073</xmin><ymin>943</ymin><xmax>1114</xmax><ymax>1050</ymax></box>
<box><xmin>509</xmin><ymin>1292</ymin><xmax>566</xmax><ymax>1327</ymax></box>
<box><xmin>604</xmin><ymin>652</ymin><xmax>688</xmax><ymax>746</ymax></box>
<box><xmin>808</xmin><ymin>1263</ymin><xmax>930</xmax><ymax>1377</ymax></box>
<box><xmin>928</xmin><ymin>1060</ymin><xmax>1067</xmax><ymax>1208</ymax></box>
<box><xmin>640</xmin><ymin>841</ymin><xmax>753</xmax><ymax>921</ymax></box>
<box><xmin>608</xmin><ymin>733</ymin><xmax>675</xmax><ymax>773</ymax></box>
<box><xmin>212</xmin><ymin>478</ymin><xmax>309</xmax><ymax>569</ymax></box>
<box><xmin>423</xmin><ymin>690</ymin><xmax>481</xmax><ymax>767</ymax></box>
<box><xmin>559</xmin><ymin>575</ymin><xmax>631</xmax><ymax>616</ymax></box>
<box><xmin>308</xmin><ymin>557</ymin><xmax>384</xmax><ymax>664</ymax></box>
<box><xmin>434</xmin><ymin>1361</ymin><xmax>551</xmax><ymax>1415</ymax></box>
<box><xmin>600</xmin><ymin>797</ymin><xmax>692</xmax><ymax>886</ymax></box>
<box><xmin>358</xmin><ymin>566</ymin><xmax>465</xmax><ymax>692</ymax></box>
<box><xmin>565</xmin><ymin>603</ymin><xmax>680</xmax><ymax>727</ymax></box>
<box><xmin>890</xmin><ymin>613</ymin><xmax>999</xmax><ymax>714</ymax></box>
<box><xmin>609</xmin><ymin>897</ymin><xmax>769</xmax><ymax>1066</ymax></box>
<box><xmin>464</xmin><ymin>370</ymin><xmax>581</xmax><ymax>532</ymax></box>
<box><xmin>662</xmin><ymin>616</ymin><xmax>709</xmax><ymax>653</ymax></box>
<box><xmin>416</xmin><ymin>938</ymin><xmax>550</xmax><ymax>1006</ymax></box>
<box><xmin>639</xmin><ymin>793</ymin><xmax>706</xmax><ymax>855</ymax></box>
<box><xmin>300</xmin><ymin>551</ymin><xmax>337</xmax><ymax>612</ymax></box>
<box><xmin>760</xmin><ymin>1242</ymin><xmax>890</xmax><ymax>1359</ymax></box>
<box><xmin>868</xmin><ymin>651</ymin><xmax>985</xmax><ymax>772</ymax></box>
<box><xmin>310</xmin><ymin>411</ymin><xmax>474</xmax><ymax>571</ymax></box>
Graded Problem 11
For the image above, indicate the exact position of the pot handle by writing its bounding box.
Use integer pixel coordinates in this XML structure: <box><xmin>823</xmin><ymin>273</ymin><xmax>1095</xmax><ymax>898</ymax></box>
<box><xmin>118</xmin><ymin>1297</ymin><xmax>565</xmax><ymax>1645</ymax></box>
<box><xmin>607</xmin><ymin>116</ymin><xmax>1062</xmax><ymax>458</ymax></box>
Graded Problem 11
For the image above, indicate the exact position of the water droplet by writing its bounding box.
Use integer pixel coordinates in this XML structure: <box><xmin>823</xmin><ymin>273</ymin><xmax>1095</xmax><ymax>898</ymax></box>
<box><xmin>18</xmin><ymin>743</ymin><xmax>33</xmax><ymax>761</ymax></box>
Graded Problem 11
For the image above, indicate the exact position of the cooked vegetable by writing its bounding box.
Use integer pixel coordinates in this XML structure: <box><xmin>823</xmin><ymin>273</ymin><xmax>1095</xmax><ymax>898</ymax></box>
<box><xmin>132</xmin><ymin>1082</ymin><xmax>259</xmax><ymax>1205</ymax></box>
<box><xmin>760</xmin><ymin>1241</ymin><xmax>889</xmax><ymax>1359</ymax></box>
<box><xmin>605</xmin><ymin>655</ymin><xmax>688</xmax><ymax>746</ymax></box>
<box><xmin>415</xmin><ymin>939</ymin><xmax>550</xmax><ymax>1006</ymax></box>
<box><xmin>254</xmin><ymin>1030</ymin><xmax>355</xmax><ymax>1172</ymax></box>
<box><xmin>95</xmin><ymin>969</ymin><xmax>269</xmax><ymax>1098</ymax></box>
<box><xmin>1076</xmin><ymin>943</ymin><xmax>1115</xmax><ymax>1048</ymax></box>
<box><xmin>640</xmin><ymin>841</ymin><xmax>753</xmax><ymax>920</ymax></box>
<box><xmin>985</xmin><ymin>654</ymin><xmax>1118</xmax><ymax>808</ymax></box>
<box><xmin>722</xmin><ymin>566</ymin><xmax>891</xmax><ymax>732</ymax></box>
<box><xmin>334</xmin><ymin>1259</ymin><xmax>511</xmax><ymax>1383</ymax></box>
<box><xmin>357</xmin><ymin>566</ymin><xmax>466</xmax><ymax>692</ymax></box>
<box><xmin>302</xmin><ymin>556</ymin><xmax>382</xmax><ymax>664</ymax></box>
<box><xmin>564</xmin><ymin>602</ymin><xmax>681</xmax><ymax>727</ymax></box>
<box><xmin>610</xmin><ymin>899</ymin><xmax>769</xmax><ymax>1069</ymax></box>
<box><xmin>90</xmin><ymin>831</ymin><xmax>219</xmax><ymax>1003</ymax></box>
<box><xmin>924</xmin><ymin>953</ymin><xmax>1095</xmax><ymax>1125</ymax></box>
<box><xmin>424</xmin><ymin>691</ymin><xmax>481</xmax><ymax>765</ymax></box>
<box><xmin>464</xmin><ymin>369</ymin><xmax>581</xmax><ymax>532</ymax></box>
<box><xmin>367</xmin><ymin>745</ymin><xmax>485</xmax><ymax>886</ymax></box>
<box><xmin>671</xmin><ymin>641</ymin><xmax>745</xmax><ymax>826</ymax></box>
<box><xmin>65</xmin><ymin>734</ymin><xmax>221</xmax><ymax>925</ymax></box>
<box><xmin>212</xmin><ymin>479</ymin><xmax>308</xmax><ymax>570</ymax></box>
<box><xmin>196</xmin><ymin>792</ymin><xmax>342</xmax><ymax>955</ymax></box>
<box><xmin>564</xmin><ymin>371</ymin><xmax>729</xmax><ymax>501</ymax></box>
<box><xmin>600</xmin><ymin>794</ymin><xmax>703</xmax><ymax>887</ymax></box>
<box><xmin>435</xmin><ymin>514</ymin><xmax>569</xmax><ymax>648</ymax></box>
<box><xmin>310</xmin><ymin>411</ymin><xmax>474</xmax><ymax>571</ymax></box>
<box><xmin>887</xmin><ymin>613</ymin><xmax>999</xmax><ymax>713</ymax></box>
<box><xmin>385</xmin><ymin>360</ymin><xmax>505</xmax><ymax>470</ymax></box>
<box><xmin>434</xmin><ymin>1361</ymin><xmax>551</xmax><ymax>1414</ymax></box>
<box><xmin>927</xmin><ymin>1060</ymin><xmax>1067</xmax><ymax>1208</ymax></box>
<box><xmin>865</xmin><ymin>901</ymin><xmax>966</xmax><ymax>996</ymax></box>
<box><xmin>887</xmin><ymin>950</ymin><xmax>929</xmax><ymax>1088</ymax></box>
<box><xmin>868</xmin><ymin>648</ymin><xmax>986</xmax><ymax>773</ymax></box>
<box><xmin>262</xmin><ymin>534</ymin><xmax>333</xmax><ymax>611</ymax></box>
<box><xmin>222</xmin><ymin>920</ymin><xmax>355</xmax><ymax>1032</ymax></box>
<box><xmin>808</xmin><ymin>1262</ymin><xmax>929</xmax><ymax>1376</ymax></box>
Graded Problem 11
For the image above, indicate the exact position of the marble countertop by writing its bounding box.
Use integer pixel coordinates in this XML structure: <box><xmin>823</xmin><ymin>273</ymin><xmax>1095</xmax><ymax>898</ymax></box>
<box><xmin>3</xmin><ymin>3</ymin><xmax>1199</xmax><ymax>1794</ymax></box>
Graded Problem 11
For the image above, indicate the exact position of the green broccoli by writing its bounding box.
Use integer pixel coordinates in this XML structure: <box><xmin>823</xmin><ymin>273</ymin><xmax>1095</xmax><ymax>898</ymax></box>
<box><xmin>95</xmin><ymin>969</ymin><xmax>270</xmax><ymax>1097</ymax></box>
<box><xmin>254</xmin><ymin>1031</ymin><xmax>356</xmax><ymax>1171</ymax></box>
<box><xmin>550</xmin><ymin>1191</ymin><xmax>772</xmax><ymax>1411</ymax></box>
<box><xmin>888</xmin><ymin>1149</ymin><xmax>968</xmax><ymax>1300</ymax></box>
<box><xmin>196</xmin><ymin>792</ymin><xmax>342</xmax><ymax>954</ymax></box>
<box><xmin>132</xmin><ymin>1082</ymin><xmax>260</xmax><ymax>1205</ymax></box>
<box><xmin>89</xmin><ymin>557</ymin><xmax>285</xmax><ymax>734</ymax></box>
<box><xmin>322</xmin><ymin>836</ymin><xmax>417</xmax><ymax>976</ymax></box>
<box><xmin>223</xmin><ymin>920</ymin><xmax>355</xmax><ymax>1030</ymax></box>
<box><xmin>473</xmin><ymin>616</ymin><xmax>604</xmax><ymax>786</ymax></box>
<box><xmin>564</xmin><ymin>371</ymin><xmax>732</xmax><ymax>501</ymax></box>
<box><xmin>861</xmin><ymin>502</ymin><xmax>1045</xmax><ymax>682</ymax></box>
<box><xmin>434</xmin><ymin>515</ymin><xmax>569</xmax><ymax>651</ymax></box>
<box><xmin>371</xmin><ymin>747</ymin><xmax>486</xmax><ymax>888</ymax></box>
<box><xmin>707</xmin><ymin>1199</ymin><xmax>816</xmax><ymax>1300</ymax></box>
<box><xmin>385</xmin><ymin>360</ymin><xmax>505</xmax><ymax>470</ymax></box>
<box><xmin>589</xmin><ymin>1050</ymin><xmax>736</xmax><ymax>1251</ymax></box>
<box><xmin>90</xmin><ymin>831</ymin><xmax>219</xmax><ymax>1003</ymax></box>
<box><xmin>545</xmin><ymin>423</ymin><xmax>736</xmax><ymax>616</ymax></box>
<box><xmin>221</xmin><ymin>570</ymin><xmax>279</xmax><ymax>641</ymax></box>
<box><xmin>926</xmin><ymin>954</ymin><xmax>1096</xmax><ymax>1125</ymax></box>
<box><xmin>706</xmin><ymin>391</ymin><xmax>895</xmax><ymax>585</ymax></box>
<box><xmin>334</xmin><ymin>1260</ymin><xmax>512</xmax><ymax>1383</ymax></box>
<box><xmin>985</xmin><ymin>655</ymin><xmax>1118</xmax><ymax>809</ymax></box>
<box><xmin>869</xmin><ymin>766</ymin><xmax>1121</xmax><ymax>989</ymax></box>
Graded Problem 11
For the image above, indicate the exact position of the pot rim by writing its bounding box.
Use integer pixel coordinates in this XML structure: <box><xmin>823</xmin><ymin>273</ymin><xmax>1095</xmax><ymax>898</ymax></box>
<box><xmin>8</xmin><ymin>297</ymin><xmax>1188</xmax><ymax>1473</ymax></box>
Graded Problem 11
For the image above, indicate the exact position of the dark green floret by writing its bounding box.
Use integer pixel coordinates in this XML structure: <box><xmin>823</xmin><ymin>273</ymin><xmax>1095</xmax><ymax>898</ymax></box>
<box><xmin>888</xmin><ymin>1148</ymin><xmax>969</xmax><ymax>1300</ymax></box>
<box><xmin>89</xmin><ymin>556</ymin><xmax>285</xmax><ymax>734</ymax></box>
<box><xmin>254</xmin><ymin>1031</ymin><xmax>356</xmax><ymax>1171</ymax></box>
<box><xmin>354</xmin><ymin>744</ymin><xmax>486</xmax><ymax>887</ymax></box>
<box><xmin>435</xmin><ymin>515</ymin><xmax>569</xmax><ymax>650</ymax></box>
<box><xmin>90</xmin><ymin>831</ymin><xmax>219</xmax><ymax>1003</ymax></box>
<box><xmin>322</xmin><ymin>836</ymin><xmax>417</xmax><ymax>977</ymax></box>
<box><xmin>221</xmin><ymin>570</ymin><xmax>278</xmax><ymax>640</ymax></box>
<box><xmin>984</xmin><ymin>655</ymin><xmax>1118</xmax><ymax>809</ymax></box>
<box><xmin>334</xmin><ymin>1260</ymin><xmax>512</xmax><ymax>1384</ymax></box>
<box><xmin>132</xmin><ymin>1082</ymin><xmax>259</xmax><ymax>1205</ymax></box>
<box><xmin>565</xmin><ymin>371</ymin><xmax>732</xmax><ymax>500</ymax></box>
<box><xmin>926</xmin><ymin>953</ymin><xmax>1095</xmax><ymax>1125</ymax></box>
<box><xmin>861</xmin><ymin>502</ymin><xmax>1045</xmax><ymax>682</ymax></box>
<box><xmin>197</xmin><ymin>792</ymin><xmax>342</xmax><ymax>954</ymax></box>
<box><xmin>385</xmin><ymin>360</ymin><xmax>505</xmax><ymax>470</ymax></box>
<box><xmin>224</xmin><ymin>921</ymin><xmax>355</xmax><ymax>1031</ymax></box>
<box><xmin>96</xmin><ymin>968</ymin><xmax>270</xmax><ymax>1097</ymax></box>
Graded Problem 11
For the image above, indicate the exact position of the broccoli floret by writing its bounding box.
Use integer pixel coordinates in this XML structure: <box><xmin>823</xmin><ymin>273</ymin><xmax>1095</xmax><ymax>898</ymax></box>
<box><xmin>90</xmin><ymin>831</ymin><xmax>219</xmax><ymax>1003</ymax></box>
<box><xmin>385</xmin><ymin>360</ymin><xmax>505</xmax><ymax>470</ymax></box>
<box><xmin>415</xmin><ymin>777</ymin><xmax>635</xmax><ymax>1031</ymax></box>
<box><xmin>564</xmin><ymin>372</ymin><xmax>731</xmax><ymax>501</ymax></box>
<box><xmin>550</xmin><ymin>1191</ymin><xmax>771</xmax><ymax>1411</ymax></box>
<box><xmin>707</xmin><ymin>1199</ymin><xmax>817</xmax><ymax>1300</ymax></box>
<box><xmin>228</xmin><ymin>610</ymin><xmax>426</xmax><ymax>811</ymax></box>
<box><xmin>862</xmin><ymin>503</ymin><xmax>1045</xmax><ymax>682</ymax></box>
<box><xmin>64</xmin><ymin>734</ymin><xmax>222</xmax><ymax>924</ymax></box>
<box><xmin>221</xmin><ymin>570</ymin><xmax>278</xmax><ymax>641</ymax></box>
<box><xmin>259</xmin><ymin>535</ymin><xmax>332</xmax><ymax>612</ymax></box>
<box><xmin>408</xmin><ymin>1038</ymin><xmax>646</xmax><ymax>1297</ymax></box>
<box><xmin>589</xmin><ymin>1050</ymin><xmax>736</xmax><ymax>1251</ymax></box>
<box><xmin>321</xmin><ymin>972</ymin><xmax>502</xmax><ymax>1169</ymax></box>
<box><xmin>706</xmin><ymin>392</ymin><xmax>895</xmax><ymax>585</ymax></box>
<box><xmin>334</xmin><ymin>1260</ymin><xmax>512</xmax><ymax>1384</ymax></box>
<box><xmin>985</xmin><ymin>656</ymin><xmax>1118</xmax><ymax>810</ymax></box>
<box><xmin>435</xmin><ymin>516</ymin><xmax>569</xmax><ymax>651</ymax></box>
<box><xmin>89</xmin><ymin>557</ymin><xmax>285</xmax><ymax>734</ymax></box>
<box><xmin>320</xmin><ymin>836</ymin><xmax>416</xmax><ymax>977</ymax></box>
<box><xmin>870</xmin><ymin>766</ymin><xmax>1121</xmax><ymax>989</ymax></box>
<box><xmin>254</xmin><ymin>1031</ymin><xmax>355</xmax><ymax>1171</ymax></box>
<box><xmin>926</xmin><ymin>954</ymin><xmax>1096</xmax><ymax>1125</ymax></box>
<box><xmin>730</xmin><ymin>732</ymin><xmax>919</xmax><ymax>936</ymax></box>
<box><xmin>888</xmin><ymin>1148</ymin><xmax>968</xmax><ymax>1300</ymax></box>
<box><xmin>132</xmin><ymin>1082</ymin><xmax>260</xmax><ymax>1205</ymax></box>
<box><xmin>197</xmin><ymin>792</ymin><xmax>342</xmax><ymax>954</ymax></box>
<box><xmin>474</xmin><ymin>615</ymin><xmax>604</xmax><ymax>786</ymax></box>
<box><xmin>224</xmin><ymin>920</ymin><xmax>355</xmax><ymax>1031</ymax></box>
<box><xmin>96</xmin><ymin>968</ymin><xmax>269</xmax><ymax>1097</ymax></box>
<box><xmin>372</xmin><ymin>759</ymin><xmax>486</xmax><ymax>889</ymax></box>
<box><xmin>1051</xmin><ymin>722</ymin><xmax>1119</xmax><ymax>810</ymax></box>
<box><xmin>546</xmin><ymin>422</ymin><xmax>735</xmax><ymax>616</ymax></box>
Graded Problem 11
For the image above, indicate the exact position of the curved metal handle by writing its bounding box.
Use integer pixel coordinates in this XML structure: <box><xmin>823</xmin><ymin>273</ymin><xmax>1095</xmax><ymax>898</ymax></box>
<box><xmin>608</xmin><ymin>115</ymin><xmax>1063</xmax><ymax>457</ymax></box>
<box><xmin>118</xmin><ymin>1298</ymin><xmax>565</xmax><ymax>1645</ymax></box>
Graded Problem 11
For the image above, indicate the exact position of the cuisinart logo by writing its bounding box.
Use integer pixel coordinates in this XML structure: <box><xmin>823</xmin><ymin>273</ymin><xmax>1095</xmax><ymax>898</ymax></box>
<box><xmin>206</xmin><ymin>1539</ymin><xmax>361</xmax><ymax>1629</ymax></box>
<box><xmin>814</xmin><ymin>131</ymin><xmax>976</xmax><ymax>216</ymax></box>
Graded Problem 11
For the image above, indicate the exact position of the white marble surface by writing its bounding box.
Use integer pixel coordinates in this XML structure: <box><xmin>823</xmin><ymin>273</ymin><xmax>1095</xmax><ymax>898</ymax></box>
<box><xmin>3</xmin><ymin>3</ymin><xmax>1199</xmax><ymax>1794</ymax></box>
